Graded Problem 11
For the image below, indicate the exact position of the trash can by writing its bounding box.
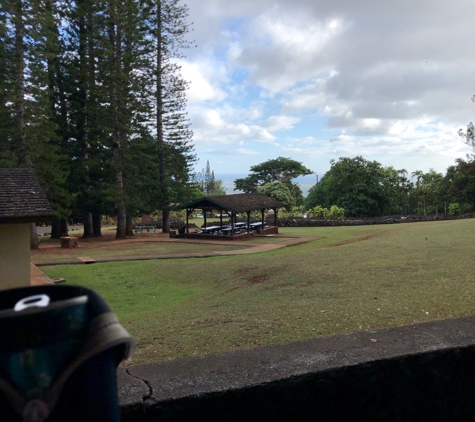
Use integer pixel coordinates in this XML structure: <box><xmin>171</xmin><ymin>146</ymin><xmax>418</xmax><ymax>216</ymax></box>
<box><xmin>169</xmin><ymin>230</ymin><xmax>177</xmax><ymax>238</ymax></box>
<box><xmin>0</xmin><ymin>285</ymin><xmax>134</xmax><ymax>422</ymax></box>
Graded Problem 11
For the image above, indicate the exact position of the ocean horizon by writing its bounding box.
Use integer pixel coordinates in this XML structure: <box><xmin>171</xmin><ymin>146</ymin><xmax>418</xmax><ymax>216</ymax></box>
<box><xmin>219</xmin><ymin>174</ymin><xmax>322</xmax><ymax>197</ymax></box>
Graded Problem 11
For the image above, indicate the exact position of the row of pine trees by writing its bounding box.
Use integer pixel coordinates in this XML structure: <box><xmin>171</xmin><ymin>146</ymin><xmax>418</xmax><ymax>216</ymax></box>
<box><xmin>0</xmin><ymin>0</ymin><xmax>196</xmax><ymax>242</ymax></box>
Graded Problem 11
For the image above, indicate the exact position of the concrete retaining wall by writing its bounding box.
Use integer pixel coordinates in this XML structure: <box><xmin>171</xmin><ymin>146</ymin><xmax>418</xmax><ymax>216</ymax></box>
<box><xmin>119</xmin><ymin>316</ymin><xmax>475</xmax><ymax>421</ymax></box>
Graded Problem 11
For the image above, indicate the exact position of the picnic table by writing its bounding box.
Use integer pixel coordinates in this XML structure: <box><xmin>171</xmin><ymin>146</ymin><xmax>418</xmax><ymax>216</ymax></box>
<box><xmin>221</xmin><ymin>226</ymin><xmax>235</xmax><ymax>235</ymax></box>
<box><xmin>201</xmin><ymin>225</ymin><xmax>221</xmax><ymax>234</ymax></box>
<box><xmin>134</xmin><ymin>226</ymin><xmax>156</xmax><ymax>234</ymax></box>
<box><xmin>249</xmin><ymin>222</ymin><xmax>263</xmax><ymax>230</ymax></box>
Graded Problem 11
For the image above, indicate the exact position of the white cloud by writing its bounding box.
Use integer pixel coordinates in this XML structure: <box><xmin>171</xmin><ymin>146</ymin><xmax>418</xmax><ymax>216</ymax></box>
<box><xmin>182</xmin><ymin>0</ymin><xmax>475</xmax><ymax>176</ymax></box>
<box><xmin>177</xmin><ymin>59</ymin><xmax>227</xmax><ymax>103</ymax></box>
<box><xmin>261</xmin><ymin>115</ymin><xmax>300</xmax><ymax>132</ymax></box>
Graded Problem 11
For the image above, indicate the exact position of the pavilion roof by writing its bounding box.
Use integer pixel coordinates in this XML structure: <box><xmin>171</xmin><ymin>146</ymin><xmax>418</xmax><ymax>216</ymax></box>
<box><xmin>0</xmin><ymin>168</ymin><xmax>54</xmax><ymax>223</ymax></box>
<box><xmin>177</xmin><ymin>193</ymin><xmax>285</xmax><ymax>213</ymax></box>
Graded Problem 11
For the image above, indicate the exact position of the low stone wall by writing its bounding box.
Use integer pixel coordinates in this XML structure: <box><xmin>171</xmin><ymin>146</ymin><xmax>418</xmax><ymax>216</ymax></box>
<box><xmin>184</xmin><ymin>232</ymin><xmax>254</xmax><ymax>241</ymax></box>
<box><xmin>119</xmin><ymin>316</ymin><xmax>475</xmax><ymax>421</ymax></box>
<box><xmin>258</xmin><ymin>226</ymin><xmax>279</xmax><ymax>235</ymax></box>
<box><xmin>275</xmin><ymin>213</ymin><xmax>475</xmax><ymax>227</ymax></box>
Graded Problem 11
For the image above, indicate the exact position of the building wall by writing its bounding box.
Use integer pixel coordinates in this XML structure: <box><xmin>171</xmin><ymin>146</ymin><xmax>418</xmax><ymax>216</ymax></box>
<box><xmin>0</xmin><ymin>224</ymin><xmax>30</xmax><ymax>289</ymax></box>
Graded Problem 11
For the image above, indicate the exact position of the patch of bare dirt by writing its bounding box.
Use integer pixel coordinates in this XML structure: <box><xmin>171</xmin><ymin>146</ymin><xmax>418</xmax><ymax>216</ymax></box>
<box><xmin>325</xmin><ymin>230</ymin><xmax>389</xmax><ymax>248</ymax></box>
<box><xmin>248</xmin><ymin>274</ymin><xmax>270</xmax><ymax>284</ymax></box>
<box><xmin>235</xmin><ymin>267</ymin><xmax>259</xmax><ymax>276</ymax></box>
<box><xmin>234</xmin><ymin>266</ymin><xmax>270</xmax><ymax>284</ymax></box>
<box><xmin>32</xmin><ymin>230</ymin><xmax>167</xmax><ymax>256</ymax></box>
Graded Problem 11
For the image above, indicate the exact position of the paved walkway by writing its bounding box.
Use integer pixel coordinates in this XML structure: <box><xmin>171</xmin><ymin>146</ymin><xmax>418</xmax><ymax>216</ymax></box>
<box><xmin>31</xmin><ymin>263</ymin><xmax>55</xmax><ymax>286</ymax></box>
<box><xmin>31</xmin><ymin>234</ymin><xmax>320</xmax><ymax>285</ymax></box>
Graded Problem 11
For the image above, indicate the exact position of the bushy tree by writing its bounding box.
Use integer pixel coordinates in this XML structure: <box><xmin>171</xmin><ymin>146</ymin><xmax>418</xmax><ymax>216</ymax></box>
<box><xmin>305</xmin><ymin>157</ymin><xmax>407</xmax><ymax>217</ymax></box>
<box><xmin>257</xmin><ymin>182</ymin><xmax>295</xmax><ymax>209</ymax></box>
<box><xmin>235</xmin><ymin>157</ymin><xmax>311</xmax><ymax>206</ymax></box>
<box><xmin>441</xmin><ymin>159</ymin><xmax>475</xmax><ymax>212</ymax></box>
<box><xmin>409</xmin><ymin>169</ymin><xmax>444</xmax><ymax>215</ymax></box>
<box><xmin>458</xmin><ymin>95</ymin><xmax>475</xmax><ymax>155</ymax></box>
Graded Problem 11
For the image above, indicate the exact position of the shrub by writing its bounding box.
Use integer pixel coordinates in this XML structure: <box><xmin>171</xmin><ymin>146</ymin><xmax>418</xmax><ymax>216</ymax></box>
<box><xmin>448</xmin><ymin>203</ymin><xmax>461</xmax><ymax>216</ymax></box>
<box><xmin>327</xmin><ymin>205</ymin><xmax>345</xmax><ymax>220</ymax></box>
<box><xmin>307</xmin><ymin>205</ymin><xmax>325</xmax><ymax>218</ymax></box>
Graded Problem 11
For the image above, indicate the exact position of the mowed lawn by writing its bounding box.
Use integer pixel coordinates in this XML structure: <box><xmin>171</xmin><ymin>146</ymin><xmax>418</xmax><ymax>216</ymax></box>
<box><xmin>42</xmin><ymin>219</ymin><xmax>475</xmax><ymax>366</ymax></box>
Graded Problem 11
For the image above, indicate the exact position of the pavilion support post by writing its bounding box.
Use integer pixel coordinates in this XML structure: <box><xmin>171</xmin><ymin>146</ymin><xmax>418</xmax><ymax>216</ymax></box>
<box><xmin>246</xmin><ymin>211</ymin><xmax>251</xmax><ymax>233</ymax></box>
<box><xmin>204</xmin><ymin>210</ymin><xmax>207</xmax><ymax>229</ymax></box>
<box><xmin>186</xmin><ymin>208</ymin><xmax>194</xmax><ymax>234</ymax></box>
<box><xmin>231</xmin><ymin>212</ymin><xmax>235</xmax><ymax>235</ymax></box>
<box><xmin>220</xmin><ymin>210</ymin><xmax>223</xmax><ymax>227</ymax></box>
<box><xmin>274</xmin><ymin>208</ymin><xmax>277</xmax><ymax>226</ymax></box>
<box><xmin>186</xmin><ymin>208</ymin><xmax>189</xmax><ymax>234</ymax></box>
<box><xmin>261</xmin><ymin>209</ymin><xmax>265</xmax><ymax>230</ymax></box>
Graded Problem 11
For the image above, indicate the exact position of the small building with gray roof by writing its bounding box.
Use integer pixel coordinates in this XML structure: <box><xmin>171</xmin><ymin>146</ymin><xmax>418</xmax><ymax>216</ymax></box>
<box><xmin>0</xmin><ymin>168</ymin><xmax>54</xmax><ymax>289</ymax></box>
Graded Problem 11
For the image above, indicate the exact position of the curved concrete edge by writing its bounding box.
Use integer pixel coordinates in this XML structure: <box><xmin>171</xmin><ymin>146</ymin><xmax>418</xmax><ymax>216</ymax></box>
<box><xmin>30</xmin><ymin>263</ymin><xmax>55</xmax><ymax>285</ymax></box>
<box><xmin>119</xmin><ymin>316</ymin><xmax>475</xmax><ymax>421</ymax></box>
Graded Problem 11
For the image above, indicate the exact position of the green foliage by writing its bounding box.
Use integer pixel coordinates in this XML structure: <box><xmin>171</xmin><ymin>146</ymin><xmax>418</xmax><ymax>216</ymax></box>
<box><xmin>448</xmin><ymin>203</ymin><xmax>461</xmax><ymax>216</ymax></box>
<box><xmin>305</xmin><ymin>157</ymin><xmax>409</xmax><ymax>217</ymax></box>
<box><xmin>0</xmin><ymin>0</ymin><xmax>71</xmax><ymax>220</ymax></box>
<box><xmin>250</xmin><ymin>157</ymin><xmax>312</xmax><ymax>184</ymax></box>
<box><xmin>0</xmin><ymin>0</ymin><xmax>197</xmax><ymax>236</ymax></box>
<box><xmin>305</xmin><ymin>205</ymin><xmax>344</xmax><ymax>219</ymax></box>
<box><xmin>257</xmin><ymin>182</ymin><xmax>295</xmax><ymax>209</ymax></box>
<box><xmin>235</xmin><ymin>157</ymin><xmax>312</xmax><ymax>193</ymax></box>
<box><xmin>409</xmin><ymin>169</ymin><xmax>445</xmax><ymax>216</ymax></box>
<box><xmin>234</xmin><ymin>174</ymin><xmax>261</xmax><ymax>193</ymax></box>
<box><xmin>193</xmin><ymin>160</ymin><xmax>227</xmax><ymax>195</ymax></box>
<box><xmin>325</xmin><ymin>205</ymin><xmax>345</xmax><ymax>220</ymax></box>
<box><xmin>441</xmin><ymin>159</ymin><xmax>475</xmax><ymax>212</ymax></box>
<box><xmin>235</xmin><ymin>157</ymin><xmax>311</xmax><ymax>209</ymax></box>
<box><xmin>306</xmin><ymin>205</ymin><xmax>325</xmax><ymax>218</ymax></box>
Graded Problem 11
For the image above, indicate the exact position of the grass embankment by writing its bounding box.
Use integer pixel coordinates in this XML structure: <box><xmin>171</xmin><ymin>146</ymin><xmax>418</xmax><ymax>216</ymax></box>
<box><xmin>42</xmin><ymin>219</ymin><xmax>475</xmax><ymax>365</ymax></box>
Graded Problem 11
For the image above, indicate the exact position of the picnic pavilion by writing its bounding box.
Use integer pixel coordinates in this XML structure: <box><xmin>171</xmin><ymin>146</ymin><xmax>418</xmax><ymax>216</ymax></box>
<box><xmin>177</xmin><ymin>193</ymin><xmax>285</xmax><ymax>239</ymax></box>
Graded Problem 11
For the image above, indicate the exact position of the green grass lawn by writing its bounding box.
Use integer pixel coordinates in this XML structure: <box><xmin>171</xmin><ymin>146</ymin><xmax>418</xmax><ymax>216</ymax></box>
<box><xmin>42</xmin><ymin>219</ymin><xmax>475</xmax><ymax>365</ymax></box>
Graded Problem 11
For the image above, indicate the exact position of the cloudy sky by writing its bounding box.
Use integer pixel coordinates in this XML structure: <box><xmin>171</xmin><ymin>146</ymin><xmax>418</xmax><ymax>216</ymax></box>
<box><xmin>180</xmin><ymin>0</ymin><xmax>475</xmax><ymax>191</ymax></box>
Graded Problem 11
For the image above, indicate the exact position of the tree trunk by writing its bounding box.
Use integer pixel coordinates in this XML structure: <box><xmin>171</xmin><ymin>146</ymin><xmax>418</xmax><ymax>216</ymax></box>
<box><xmin>82</xmin><ymin>212</ymin><xmax>94</xmax><ymax>238</ymax></box>
<box><xmin>60</xmin><ymin>218</ymin><xmax>68</xmax><ymax>236</ymax></box>
<box><xmin>51</xmin><ymin>219</ymin><xmax>61</xmax><ymax>239</ymax></box>
<box><xmin>13</xmin><ymin>0</ymin><xmax>30</xmax><ymax>167</ymax></box>
<box><xmin>116</xmin><ymin>199</ymin><xmax>127</xmax><ymax>239</ymax></box>
<box><xmin>162</xmin><ymin>209</ymin><xmax>170</xmax><ymax>233</ymax></box>
<box><xmin>30</xmin><ymin>223</ymin><xmax>39</xmax><ymax>250</ymax></box>
<box><xmin>126</xmin><ymin>215</ymin><xmax>134</xmax><ymax>236</ymax></box>
<box><xmin>92</xmin><ymin>213</ymin><xmax>102</xmax><ymax>237</ymax></box>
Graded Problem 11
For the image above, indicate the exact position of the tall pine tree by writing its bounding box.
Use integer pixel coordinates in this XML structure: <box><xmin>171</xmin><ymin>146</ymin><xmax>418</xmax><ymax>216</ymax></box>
<box><xmin>148</xmin><ymin>0</ymin><xmax>195</xmax><ymax>233</ymax></box>
<box><xmin>1</xmin><ymin>0</ymin><xmax>197</xmax><ymax>240</ymax></box>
